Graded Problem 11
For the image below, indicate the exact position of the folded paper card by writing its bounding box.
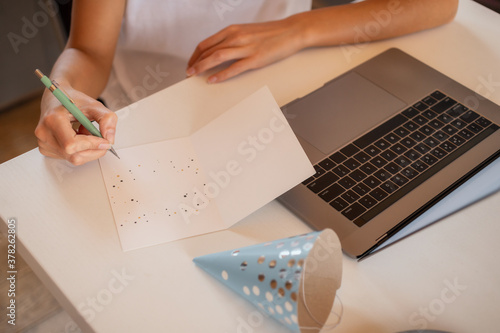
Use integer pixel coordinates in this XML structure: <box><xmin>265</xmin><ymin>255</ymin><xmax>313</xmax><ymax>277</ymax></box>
<box><xmin>99</xmin><ymin>86</ymin><xmax>315</xmax><ymax>251</ymax></box>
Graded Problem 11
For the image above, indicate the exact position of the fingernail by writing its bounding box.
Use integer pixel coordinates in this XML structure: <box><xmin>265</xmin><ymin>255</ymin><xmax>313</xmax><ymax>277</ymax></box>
<box><xmin>208</xmin><ymin>76</ymin><xmax>218</xmax><ymax>84</ymax></box>
<box><xmin>186</xmin><ymin>67</ymin><xmax>195</xmax><ymax>76</ymax></box>
<box><xmin>98</xmin><ymin>143</ymin><xmax>110</xmax><ymax>150</ymax></box>
<box><xmin>105</xmin><ymin>130</ymin><xmax>115</xmax><ymax>144</ymax></box>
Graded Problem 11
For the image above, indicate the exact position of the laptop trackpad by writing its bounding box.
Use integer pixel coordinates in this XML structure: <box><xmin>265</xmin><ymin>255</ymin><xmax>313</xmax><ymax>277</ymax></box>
<box><xmin>284</xmin><ymin>72</ymin><xmax>406</xmax><ymax>155</ymax></box>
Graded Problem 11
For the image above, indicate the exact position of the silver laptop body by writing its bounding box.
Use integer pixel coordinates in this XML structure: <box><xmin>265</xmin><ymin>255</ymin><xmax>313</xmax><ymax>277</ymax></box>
<box><xmin>278</xmin><ymin>48</ymin><xmax>500</xmax><ymax>259</ymax></box>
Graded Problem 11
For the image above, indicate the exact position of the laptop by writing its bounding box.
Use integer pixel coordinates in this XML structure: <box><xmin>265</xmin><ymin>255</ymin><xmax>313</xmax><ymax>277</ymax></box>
<box><xmin>278</xmin><ymin>48</ymin><xmax>500</xmax><ymax>259</ymax></box>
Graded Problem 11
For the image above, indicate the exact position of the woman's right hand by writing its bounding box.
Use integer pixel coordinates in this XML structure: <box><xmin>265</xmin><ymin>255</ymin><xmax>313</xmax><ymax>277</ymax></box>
<box><xmin>35</xmin><ymin>84</ymin><xmax>118</xmax><ymax>166</ymax></box>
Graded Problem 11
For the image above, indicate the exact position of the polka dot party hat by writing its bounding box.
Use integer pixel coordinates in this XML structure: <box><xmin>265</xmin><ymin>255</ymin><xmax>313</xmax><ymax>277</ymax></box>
<box><xmin>193</xmin><ymin>229</ymin><xmax>343</xmax><ymax>332</ymax></box>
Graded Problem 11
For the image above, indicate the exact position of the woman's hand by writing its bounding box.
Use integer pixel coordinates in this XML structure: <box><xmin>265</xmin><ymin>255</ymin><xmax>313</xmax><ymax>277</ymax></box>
<box><xmin>35</xmin><ymin>83</ymin><xmax>118</xmax><ymax>166</ymax></box>
<box><xmin>187</xmin><ymin>16</ymin><xmax>307</xmax><ymax>83</ymax></box>
<box><xmin>187</xmin><ymin>0</ymin><xmax>459</xmax><ymax>83</ymax></box>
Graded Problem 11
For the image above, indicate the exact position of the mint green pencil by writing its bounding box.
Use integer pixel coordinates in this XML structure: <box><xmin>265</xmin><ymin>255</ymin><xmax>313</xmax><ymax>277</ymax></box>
<box><xmin>35</xmin><ymin>69</ymin><xmax>119</xmax><ymax>159</ymax></box>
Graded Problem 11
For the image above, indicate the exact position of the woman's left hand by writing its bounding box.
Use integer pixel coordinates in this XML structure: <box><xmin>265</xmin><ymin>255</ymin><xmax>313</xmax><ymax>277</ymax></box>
<box><xmin>187</xmin><ymin>17</ymin><xmax>306</xmax><ymax>83</ymax></box>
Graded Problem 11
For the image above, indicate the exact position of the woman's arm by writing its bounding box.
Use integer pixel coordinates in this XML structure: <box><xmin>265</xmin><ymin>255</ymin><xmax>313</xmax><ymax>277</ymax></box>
<box><xmin>35</xmin><ymin>0</ymin><xmax>126</xmax><ymax>165</ymax></box>
<box><xmin>187</xmin><ymin>0</ymin><xmax>459</xmax><ymax>83</ymax></box>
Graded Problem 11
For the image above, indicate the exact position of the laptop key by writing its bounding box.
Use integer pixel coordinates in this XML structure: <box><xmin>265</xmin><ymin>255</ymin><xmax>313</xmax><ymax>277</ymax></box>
<box><xmin>394</xmin><ymin>156</ymin><xmax>411</xmax><ymax>168</ymax></box>
<box><xmin>330</xmin><ymin>197</ymin><xmax>349</xmax><ymax>211</ymax></box>
<box><xmin>374</xmin><ymin>169</ymin><xmax>391</xmax><ymax>181</ymax></box>
<box><xmin>381</xmin><ymin>180</ymin><xmax>398</xmax><ymax>194</ymax></box>
<box><xmin>413</xmin><ymin>101</ymin><xmax>427</xmax><ymax>111</ymax></box>
<box><xmin>449</xmin><ymin>135</ymin><xmax>466</xmax><ymax>146</ymax></box>
<box><xmin>341</xmin><ymin>190</ymin><xmax>360</xmax><ymax>203</ymax></box>
<box><xmin>370</xmin><ymin>187</ymin><xmax>389</xmax><ymax>201</ymax></box>
<box><xmin>447</xmin><ymin>104</ymin><xmax>468</xmax><ymax>117</ymax></box>
<box><xmin>403</xmin><ymin>121</ymin><xmax>419</xmax><ymax>132</ymax></box>
<box><xmin>307</xmin><ymin>171</ymin><xmax>339</xmax><ymax>193</ymax></box>
<box><xmin>411</xmin><ymin>160</ymin><xmax>429</xmax><ymax>172</ymax></box>
<box><xmin>394</xmin><ymin>127</ymin><xmax>410</xmax><ymax>137</ymax></box>
<box><xmin>401</xmin><ymin>166</ymin><xmax>418</xmax><ymax>179</ymax></box>
<box><xmin>353</xmin><ymin>183</ymin><xmax>370</xmax><ymax>196</ymax></box>
<box><xmin>420</xmin><ymin>125</ymin><xmax>435</xmax><ymax>136</ymax></box>
<box><xmin>338</xmin><ymin>176</ymin><xmax>356</xmax><ymax>189</ymax></box>
<box><xmin>359</xmin><ymin>195</ymin><xmax>377</xmax><ymax>209</ymax></box>
<box><xmin>437</xmin><ymin>113</ymin><xmax>453</xmax><ymax>124</ymax></box>
<box><xmin>313</xmin><ymin>165</ymin><xmax>325</xmax><ymax>177</ymax></box>
<box><xmin>319</xmin><ymin>183</ymin><xmax>345</xmax><ymax>202</ymax></box>
<box><xmin>458</xmin><ymin>129</ymin><xmax>474</xmax><ymax>140</ymax></box>
<box><xmin>404</xmin><ymin>149</ymin><xmax>422</xmax><ymax>161</ymax></box>
<box><xmin>414</xmin><ymin>143</ymin><xmax>431</xmax><ymax>154</ymax></box>
<box><xmin>380</xmin><ymin>149</ymin><xmax>398</xmax><ymax>161</ymax></box>
<box><xmin>390</xmin><ymin>143</ymin><xmax>407</xmax><ymax>154</ymax></box>
<box><xmin>365</xmin><ymin>145</ymin><xmax>381</xmax><ymax>157</ymax></box>
<box><xmin>423</xmin><ymin>137</ymin><xmax>439</xmax><ymax>148</ymax></box>
<box><xmin>342</xmin><ymin>202</ymin><xmax>367</xmax><ymax>220</ymax></box>
<box><xmin>413</xmin><ymin>115</ymin><xmax>429</xmax><ymax>126</ymax></box>
<box><xmin>422</xmin><ymin>109</ymin><xmax>438</xmax><ymax>120</ymax></box>
<box><xmin>450</xmin><ymin>119</ymin><xmax>467</xmax><ymax>130</ymax></box>
<box><xmin>384</xmin><ymin>162</ymin><xmax>402</xmax><ymax>174</ymax></box>
<box><xmin>374</xmin><ymin>138</ymin><xmax>390</xmax><ymax>150</ymax></box>
<box><xmin>391</xmin><ymin>174</ymin><xmax>409</xmax><ymax>186</ymax></box>
<box><xmin>353</xmin><ymin>114</ymin><xmax>407</xmax><ymax>149</ymax></box>
<box><xmin>460</xmin><ymin>110</ymin><xmax>480</xmax><ymax>123</ymax></box>
<box><xmin>422</xmin><ymin>95</ymin><xmax>438</xmax><ymax>106</ymax></box>
<box><xmin>410</xmin><ymin>130</ymin><xmax>426</xmax><ymax>142</ymax></box>
<box><xmin>432</xmin><ymin>130</ymin><xmax>449</xmax><ymax>142</ymax></box>
<box><xmin>429</xmin><ymin>119</ymin><xmax>445</xmax><ymax>129</ymax></box>
<box><xmin>371</xmin><ymin>156</ymin><xmax>388</xmax><ymax>168</ymax></box>
<box><xmin>343</xmin><ymin>158</ymin><xmax>361</xmax><ymax>170</ymax></box>
<box><xmin>400</xmin><ymin>137</ymin><xmax>417</xmax><ymax>148</ymax></box>
<box><xmin>442</xmin><ymin>124</ymin><xmax>458</xmax><ymax>135</ymax></box>
<box><xmin>330</xmin><ymin>151</ymin><xmax>347</xmax><ymax>163</ymax></box>
<box><xmin>475</xmin><ymin>117</ymin><xmax>492</xmax><ymax>127</ymax></box>
<box><xmin>359</xmin><ymin>162</ymin><xmax>377</xmax><ymax>175</ymax></box>
<box><xmin>354</xmin><ymin>151</ymin><xmax>371</xmax><ymax>164</ymax></box>
<box><xmin>467</xmin><ymin>123</ymin><xmax>483</xmax><ymax>133</ymax></box>
<box><xmin>421</xmin><ymin>154</ymin><xmax>438</xmax><ymax>166</ymax></box>
<box><xmin>332</xmin><ymin>164</ymin><xmax>351</xmax><ymax>177</ymax></box>
<box><xmin>431</xmin><ymin>97</ymin><xmax>456</xmax><ymax>113</ymax></box>
<box><xmin>430</xmin><ymin>90</ymin><xmax>446</xmax><ymax>100</ymax></box>
<box><xmin>384</xmin><ymin>133</ymin><xmax>400</xmax><ymax>144</ymax></box>
<box><xmin>402</xmin><ymin>107</ymin><xmax>419</xmax><ymax>118</ymax></box>
<box><xmin>350</xmin><ymin>169</ymin><xmax>367</xmax><ymax>182</ymax></box>
<box><xmin>363</xmin><ymin>176</ymin><xmax>381</xmax><ymax>189</ymax></box>
<box><xmin>318</xmin><ymin>158</ymin><xmax>336</xmax><ymax>170</ymax></box>
<box><xmin>439</xmin><ymin>141</ymin><xmax>456</xmax><ymax>153</ymax></box>
<box><xmin>341</xmin><ymin>144</ymin><xmax>360</xmax><ymax>157</ymax></box>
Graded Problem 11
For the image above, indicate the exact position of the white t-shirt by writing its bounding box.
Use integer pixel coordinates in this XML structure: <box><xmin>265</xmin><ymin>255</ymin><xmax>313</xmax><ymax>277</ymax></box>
<box><xmin>101</xmin><ymin>0</ymin><xmax>312</xmax><ymax>110</ymax></box>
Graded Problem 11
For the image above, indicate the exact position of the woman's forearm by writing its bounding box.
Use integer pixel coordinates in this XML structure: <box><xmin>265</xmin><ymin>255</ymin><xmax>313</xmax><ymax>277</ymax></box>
<box><xmin>294</xmin><ymin>0</ymin><xmax>459</xmax><ymax>49</ymax></box>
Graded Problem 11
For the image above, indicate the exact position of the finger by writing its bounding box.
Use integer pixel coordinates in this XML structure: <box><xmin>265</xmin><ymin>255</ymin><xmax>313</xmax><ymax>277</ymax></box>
<box><xmin>79</xmin><ymin>102</ymin><xmax>118</xmax><ymax>144</ymax></box>
<box><xmin>77</xmin><ymin>124</ymin><xmax>92</xmax><ymax>136</ymax></box>
<box><xmin>207</xmin><ymin>58</ymin><xmax>257</xmax><ymax>83</ymax></box>
<box><xmin>66</xmin><ymin>147</ymin><xmax>109</xmax><ymax>166</ymax></box>
<box><xmin>188</xmin><ymin>28</ymin><xmax>231</xmax><ymax>68</ymax></box>
<box><xmin>188</xmin><ymin>47</ymin><xmax>251</xmax><ymax>78</ymax></box>
<box><xmin>39</xmin><ymin>132</ymin><xmax>110</xmax><ymax>165</ymax></box>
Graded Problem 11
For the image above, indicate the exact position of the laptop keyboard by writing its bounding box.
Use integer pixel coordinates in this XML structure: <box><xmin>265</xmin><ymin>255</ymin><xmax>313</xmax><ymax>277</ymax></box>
<box><xmin>302</xmin><ymin>90</ymin><xmax>499</xmax><ymax>227</ymax></box>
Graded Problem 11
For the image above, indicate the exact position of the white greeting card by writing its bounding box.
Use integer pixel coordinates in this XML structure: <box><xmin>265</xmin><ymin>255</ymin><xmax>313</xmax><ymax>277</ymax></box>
<box><xmin>99</xmin><ymin>87</ymin><xmax>314</xmax><ymax>251</ymax></box>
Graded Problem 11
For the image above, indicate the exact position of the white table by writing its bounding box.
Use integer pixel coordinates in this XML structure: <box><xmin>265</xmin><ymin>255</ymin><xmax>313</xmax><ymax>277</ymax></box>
<box><xmin>1</xmin><ymin>1</ymin><xmax>499</xmax><ymax>332</ymax></box>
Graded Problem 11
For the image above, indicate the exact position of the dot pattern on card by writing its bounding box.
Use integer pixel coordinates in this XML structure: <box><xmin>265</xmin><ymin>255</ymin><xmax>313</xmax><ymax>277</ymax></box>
<box><xmin>107</xmin><ymin>157</ymin><xmax>202</xmax><ymax>227</ymax></box>
<box><xmin>99</xmin><ymin>137</ymin><xmax>223</xmax><ymax>251</ymax></box>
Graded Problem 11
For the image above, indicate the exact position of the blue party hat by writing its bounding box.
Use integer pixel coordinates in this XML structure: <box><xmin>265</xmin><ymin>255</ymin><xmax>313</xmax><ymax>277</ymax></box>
<box><xmin>193</xmin><ymin>229</ymin><xmax>342</xmax><ymax>332</ymax></box>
